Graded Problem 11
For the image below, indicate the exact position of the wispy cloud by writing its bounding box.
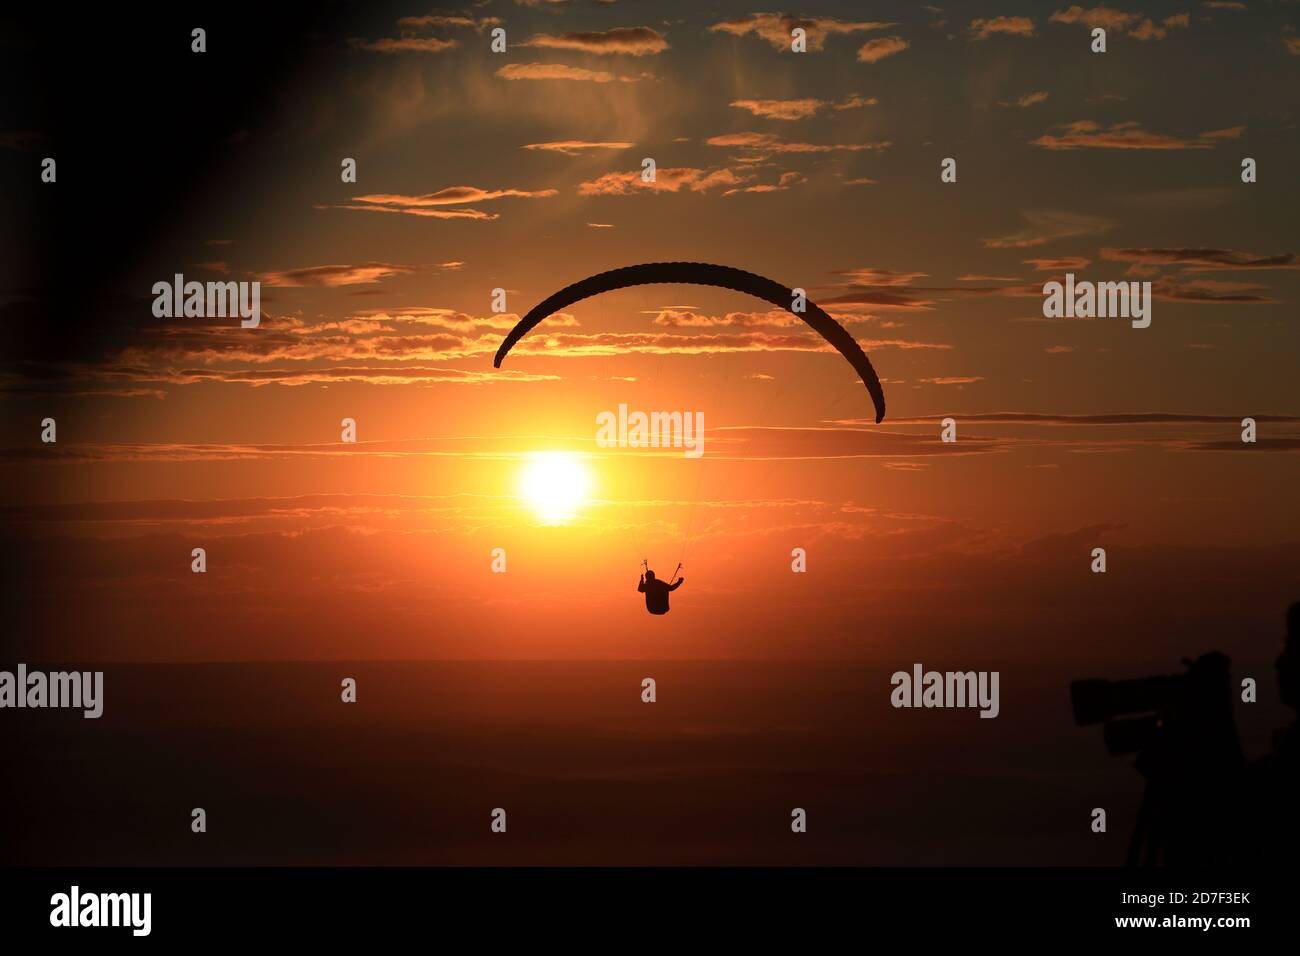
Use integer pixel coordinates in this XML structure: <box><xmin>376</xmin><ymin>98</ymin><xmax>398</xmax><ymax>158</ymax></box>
<box><xmin>352</xmin><ymin>12</ymin><xmax>499</xmax><ymax>53</ymax></box>
<box><xmin>730</xmin><ymin>98</ymin><xmax>825</xmax><ymax>120</ymax></box>
<box><xmin>856</xmin><ymin>36</ymin><xmax>910</xmax><ymax>63</ymax></box>
<box><xmin>578</xmin><ymin>166</ymin><xmax>748</xmax><ymax>195</ymax></box>
<box><xmin>1032</xmin><ymin>120</ymin><xmax>1244</xmax><ymax>150</ymax></box>
<box><xmin>981</xmin><ymin>210</ymin><xmax>1115</xmax><ymax>249</ymax></box>
<box><xmin>256</xmin><ymin>263</ymin><xmax>419</xmax><ymax>288</ymax></box>
<box><xmin>518</xmin><ymin>26</ymin><xmax>669</xmax><ymax>56</ymax></box>
<box><xmin>1025</xmin><ymin>256</ymin><xmax>1091</xmax><ymax>270</ymax></box>
<box><xmin>350</xmin><ymin>37</ymin><xmax>458</xmax><ymax>54</ymax></box>
<box><xmin>730</xmin><ymin>94</ymin><xmax>879</xmax><ymax>120</ymax></box>
<box><xmin>522</xmin><ymin>140</ymin><xmax>635</xmax><ymax>156</ymax></box>
<box><xmin>709</xmin><ymin>14</ymin><xmax>895</xmax><ymax>52</ymax></box>
<box><xmin>1049</xmin><ymin>6</ymin><xmax>1189</xmax><ymax>41</ymax></box>
<box><xmin>999</xmin><ymin>91</ymin><xmax>1049</xmax><ymax>108</ymax></box>
<box><xmin>321</xmin><ymin>186</ymin><xmax>558</xmax><ymax>221</ymax></box>
<box><xmin>969</xmin><ymin>16</ymin><xmax>1036</xmax><ymax>40</ymax></box>
<box><xmin>706</xmin><ymin>131</ymin><xmax>891</xmax><ymax>154</ymax></box>
<box><xmin>496</xmin><ymin>63</ymin><xmax>651</xmax><ymax>83</ymax></box>
<box><xmin>1100</xmin><ymin>247</ymin><xmax>1299</xmax><ymax>271</ymax></box>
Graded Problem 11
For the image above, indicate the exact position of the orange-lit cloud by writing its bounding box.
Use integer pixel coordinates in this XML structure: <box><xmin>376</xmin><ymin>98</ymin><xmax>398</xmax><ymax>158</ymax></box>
<box><xmin>350</xmin><ymin>37</ymin><xmax>458</xmax><ymax>54</ymax></box>
<box><xmin>969</xmin><ymin>16</ymin><xmax>1036</xmax><ymax>39</ymax></box>
<box><xmin>1024</xmin><ymin>256</ymin><xmax>1091</xmax><ymax>270</ymax></box>
<box><xmin>319</xmin><ymin>204</ymin><xmax>497</xmax><ymax>221</ymax></box>
<box><xmin>256</xmin><ymin>263</ymin><xmax>418</xmax><ymax>287</ymax></box>
<box><xmin>353</xmin><ymin>11</ymin><xmax>500</xmax><ymax>53</ymax></box>
<box><xmin>519</xmin><ymin>26</ymin><xmax>669</xmax><ymax>56</ymax></box>
<box><xmin>1100</xmin><ymin>247</ymin><xmax>1299</xmax><ymax>271</ymax></box>
<box><xmin>728</xmin><ymin>95</ymin><xmax>875</xmax><ymax>119</ymax></box>
<box><xmin>980</xmin><ymin>209</ymin><xmax>1115</xmax><ymax>248</ymax></box>
<box><xmin>999</xmin><ymin>90</ymin><xmax>1049</xmax><ymax>107</ymax></box>
<box><xmin>395</xmin><ymin>14</ymin><xmax>501</xmax><ymax>32</ymax></box>
<box><xmin>706</xmin><ymin>131</ymin><xmax>891</xmax><ymax>153</ymax></box>
<box><xmin>1130</xmin><ymin>12</ymin><xmax>1190</xmax><ymax>40</ymax></box>
<box><xmin>1032</xmin><ymin>120</ymin><xmax>1244</xmax><ymax>150</ymax></box>
<box><xmin>1049</xmin><ymin>7</ymin><xmax>1189</xmax><ymax>41</ymax></box>
<box><xmin>709</xmin><ymin>14</ymin><xmax>895</xmax><ymax>51</ymax></box>
<box><xmin>321</xmin><ymin>186</ymin><xmax>558</xmax><ymax>221</ymax></box>
<box><xmin>577</xmin><ymin>166</ymin><xmax>751</xmax><ymax>195</ymax></box>
<box><xmin>730</xmin><ymin>98</ymin><xmax>825</xmax><ymax>120</ymax></box>
<box><xmin>856</xmin><ymin>36</ymin><xmax>910</xmax><ymax>62</ymax></box>
<box><xmin>496</xmin><ymin>62</ymin><xmax>651</xmax><ymax>83</ymax></box>
<box><xmin>523</xmin><ymin>140</ymin><xmax>635</xmax><ymax>155</ymax></box>
<box><xmin>355</xmin><ymin>187</ymin><xmax>559</xmax><ymax>207</ymax></box>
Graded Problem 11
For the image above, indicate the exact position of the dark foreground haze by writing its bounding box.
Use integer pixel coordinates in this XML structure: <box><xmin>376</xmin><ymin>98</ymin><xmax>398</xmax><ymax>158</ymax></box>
<box><xmin>5</xmin><ymin>660</ymin><xmax>1286</xmax><ymax>866</ymax></box>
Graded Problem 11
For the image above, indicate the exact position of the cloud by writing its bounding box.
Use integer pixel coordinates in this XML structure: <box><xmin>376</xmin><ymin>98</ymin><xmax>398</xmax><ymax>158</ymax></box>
<box><xmin>1199</xmin><ymin>125</ymin><xmax>1246</xmax><ymax>141</ymax></box>
<box><xmin>652</xmin><ymin>309</ymin><xmax>804</xmax><ymax>329</ymax></box>
<box><xmin>725</xmin><ymin>171</ymin><xmax>807</xmax><ymax>195</ymax></box>
<box><xmin>815</xmin><ymin>268</ymin><xmax>1059</xmax><ymax>312</ymax></box>
<box><xmin>522</xmin><ymin>140</ymin><xmax>635</xmax><ymax>156</ymax></box>
<box><xmin>969</xmin><ymin>16</ymin><xmax>1036</xmax><ymax>39</ymax></box>
<box><xmin>319</xmin><ymin>204</ymin><xmax>498</xmax><ymax>221</ymax></box>
<box><xmin>999</xmin><ymin>91</ymin><xmax>1049</xmax><ymax>108</ymax></box>
<box><xmin>255</xmin><ymin>263</ymin><xmax>418</xmax><ymax>288</ymax></box>
<box><xmin>1032</xmin><ymin>120</ymin><xmax>1243</xmax><ymax>150</ymax></box>
<box><xmin>980</xmin><ymin>210</ymin><xmax>1115</xmax><ymax>249</ymax></box>
<box><xmin>834</xmin><ymin>94</ymin><xmax>879</xmax><ymax>110</ymax></box>
<box><xmin>353</xmin><ymin>11</ymin><xmax>500</xmax><ymax>52</ymax></box>
<box><xmin>126</xmin><ymin>366</ymin><xmax>560</xmax><ymax>388</ymax></box>
<box><xmin>1099</xmin><ymin>247</ymin><xmax>1299</xmax><ymax>271</ymax></box>
<box><xmin>519</xmin><ymin>27</ymin><xmax>669</xmax><ymax>56</ymax></box>
<box><xmin>730</xmin><ymin>98</ymin><xmax>826</xmax><ymax>120</ymax></box>
<box><xmin>728</xmin><ymin>95</ymin><xmax>879</xmax><ymax>120</ymax></box>
<box><xmin>322</xmin><ymin>186</ymin><xmax>557</xmax><ymax>221</ymax></box>
<box><xmin>1151</xmin><ymin>277</ymin><xmax>1277</xmax><ymax>304</ymax></box>
<box><xmin>350</xmin><ymin>37</ymin><xmax>458</xmax><ymax>54</ymax></box>
<box><xmin>919</xmin><ymin>376</ymin><xmax>985</xmax><ymax>385</ymax></box>
<box><xmin>1025</xmin><ymin>256</ymin><xmax>1092</xmax><ymax>270</ymax></box>
<box><xmin>395</xmin><ymin>15</ymin><xmax>501</xmax><ymax>32</ymax></box>
<box><xmin>495</xmin><ymin>330</ymin><xmax>951</xmax><ymax>360</ymax></box>
<box><xmin>356</xmin><ymin>187</ymin><xmax>559</xmax><ymax>207</ymax></box>
<box><xmin>706</xmin><ymin>131</ymin><xmax>891</xmax><ymax>153</ymax></box>
<box><xmin>496</xmin><ymin>63</ymin><xmax>651</xmax><ymax>82</ymax></box>
<box><xmin>708</xmin><ymin>14</ymin><xmax>895</xmax><ymax>51</ymax></box>
<box><xmin>577</xmin><ymin>166</ymin><xmax>752</xmax><ymax>195</ymax></box>
<box><xmin>1049</xmin><ymin>6</ymin><xmax>1190</xmax><ymax>40</ymax></box>
<box><xmin>1048</xmin><ymin>5</ymin><xmax>1139</xmax><ymax>31</ymax></box>
<box><xmin>832</xmin><ymin>269</ymin><xmax>929</xmax><ymax>287</ymax></box>
<box><xmin>856</xmin><ymin>36</ymin><xmax>910</xmax><ymax>62</ymax></box>
<box><xmin>1129</xmin><ymin>13</ymin><xmax>1190</xmax><ymax>41</ymax></box>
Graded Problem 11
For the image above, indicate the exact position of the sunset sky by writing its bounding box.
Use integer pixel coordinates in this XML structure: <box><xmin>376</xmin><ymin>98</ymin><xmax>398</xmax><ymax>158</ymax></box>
<box><xmin>3</xmin><ymin>1</ymin><xmax>1298</xmax><ymax>671</ymax></box>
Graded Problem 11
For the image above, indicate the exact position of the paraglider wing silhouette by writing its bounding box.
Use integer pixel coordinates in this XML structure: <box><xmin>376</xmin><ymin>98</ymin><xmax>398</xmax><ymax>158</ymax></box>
<box><xmin>492</xmin><ymin>262</ymin><xmax>887</xmax><ymax>423</ymax></box>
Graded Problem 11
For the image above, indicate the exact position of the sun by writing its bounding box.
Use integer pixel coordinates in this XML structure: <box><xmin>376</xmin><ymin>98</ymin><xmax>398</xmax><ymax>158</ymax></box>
<box><xmin>518</xmin><ymin>451</ymin><xmax>592</xmax><ymax>525</ymax></box>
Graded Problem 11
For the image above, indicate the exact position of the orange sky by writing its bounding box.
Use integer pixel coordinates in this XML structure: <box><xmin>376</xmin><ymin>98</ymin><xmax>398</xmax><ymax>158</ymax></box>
<box><xmin>2</xmin><ymin>1</ymin><xmax>1298</xmax><ymax>670</ymax></box>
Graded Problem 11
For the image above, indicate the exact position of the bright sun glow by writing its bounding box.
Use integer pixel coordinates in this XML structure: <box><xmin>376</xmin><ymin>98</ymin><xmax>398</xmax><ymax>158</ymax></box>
<box><xmin>518</xmin><ymin>452</ymin><xmax>592</xmax><ymax>525</ymax></box>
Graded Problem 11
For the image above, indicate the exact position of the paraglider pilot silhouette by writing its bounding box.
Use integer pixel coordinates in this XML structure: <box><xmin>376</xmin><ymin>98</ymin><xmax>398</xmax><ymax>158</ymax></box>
<box><xmin>638</xmin><ymin>561</ymin><xmax>684</xmax><ymax>615</ymax></box>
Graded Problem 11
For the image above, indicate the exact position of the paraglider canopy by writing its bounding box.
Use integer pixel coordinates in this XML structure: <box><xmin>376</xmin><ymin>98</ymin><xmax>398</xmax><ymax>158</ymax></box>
<box><xmin>493</xmin><ymin>261</ymin><xmax>887</xmax><ymax>423</ymax></box>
